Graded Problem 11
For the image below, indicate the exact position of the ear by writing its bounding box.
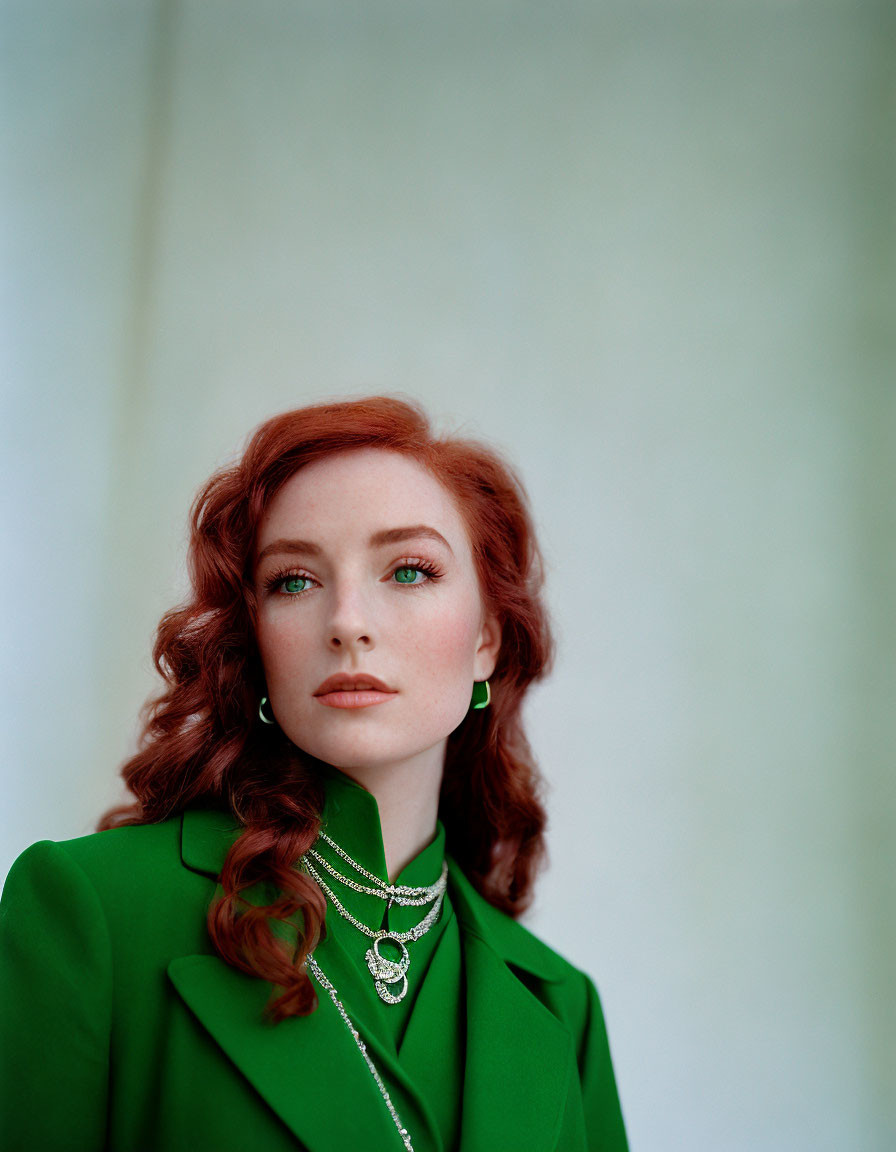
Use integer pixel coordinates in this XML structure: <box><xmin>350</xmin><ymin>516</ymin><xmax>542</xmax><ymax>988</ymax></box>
<box><xmin>474</xmin><ymin>611</ymin><xmax>502</xmax><ymax>681</ymax></box>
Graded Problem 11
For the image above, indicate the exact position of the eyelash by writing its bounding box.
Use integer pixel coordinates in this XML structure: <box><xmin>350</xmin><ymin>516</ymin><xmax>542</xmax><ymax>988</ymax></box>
<box><xmin>263</xmin><ymin>559</ymin><xmax>445</xmax><ymax>597</ymax></box>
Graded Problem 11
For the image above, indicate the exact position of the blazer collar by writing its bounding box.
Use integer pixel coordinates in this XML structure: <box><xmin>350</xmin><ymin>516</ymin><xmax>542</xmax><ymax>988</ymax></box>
<box><xmin>174</xmin><ymin>807</ymin><xmax>576</xmax><ymax>1152</ymax></box>
<box><xmin>179</xmin><ymin>807</ymin><xmax>566</xmax><ymax>984</ymax></box>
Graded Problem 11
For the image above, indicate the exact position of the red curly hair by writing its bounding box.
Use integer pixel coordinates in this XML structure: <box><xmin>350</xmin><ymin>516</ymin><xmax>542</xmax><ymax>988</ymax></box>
<box><xmin>97</xmin><ymin>395</ymin><xmax>555</xmax><ymax>1022</ymax></box>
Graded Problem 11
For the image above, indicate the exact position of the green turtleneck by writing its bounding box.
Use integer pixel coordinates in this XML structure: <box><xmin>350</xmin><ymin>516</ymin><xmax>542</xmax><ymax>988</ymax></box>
<box><xmin>308</xmin><ymin>763</ymin><xmax>465</xmax><ymax>1152</ymax></box>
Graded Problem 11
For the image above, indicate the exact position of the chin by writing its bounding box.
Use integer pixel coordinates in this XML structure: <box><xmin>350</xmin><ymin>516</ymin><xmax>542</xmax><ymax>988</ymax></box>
<box><xmin>292</xmin><ymin>731</ymin><xmax>444</xmax><ymax>776</ymax></box>
<box><xmin>287</xmin><ymin>731</ymin><xmax>391</xmax><ymax>767</ymax></box>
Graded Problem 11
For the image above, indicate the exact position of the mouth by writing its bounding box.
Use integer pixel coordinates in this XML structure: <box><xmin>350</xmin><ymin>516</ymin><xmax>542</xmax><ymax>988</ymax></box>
<box><xmin>313</xmin><ymin>672</ymin><xmax>396</xmax><ymax>696</ymax></box>
<box><xmin>314</xmin><ymin>688</ymin><xmax>397</xmax><ymax>710</ymax></box>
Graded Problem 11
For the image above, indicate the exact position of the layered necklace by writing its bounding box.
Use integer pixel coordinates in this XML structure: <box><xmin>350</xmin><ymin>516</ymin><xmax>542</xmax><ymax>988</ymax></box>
<box><xmin>300</xmin><ymin>829</ymin><xmax>449</xmax><ymax>1152</ymax></box>
<box><xmin>300</xmin><ymin>828</ymin><xmax>448</xmax><ymax>1004</ymax></box>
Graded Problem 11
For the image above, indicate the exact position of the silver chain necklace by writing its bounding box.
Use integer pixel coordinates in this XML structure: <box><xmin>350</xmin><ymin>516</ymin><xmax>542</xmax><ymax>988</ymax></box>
<box><xmin>306</xmin><ymin>953</ymin><xmax>414</xmax><ymax>1151</ymax></box>
<box><xmin>314</xmin><ymin>830</ymin><xmax>445</xmax><ymax>904</ymax></box>
<box><xmin>305</xmin><ymin>844</ymin><xmax>445</xmax><ymax>907</ymax></box>
<box><xmin>300</xmin><ymin>848</ymin><xmax>447</xmax><ymax>1004</ymax></box>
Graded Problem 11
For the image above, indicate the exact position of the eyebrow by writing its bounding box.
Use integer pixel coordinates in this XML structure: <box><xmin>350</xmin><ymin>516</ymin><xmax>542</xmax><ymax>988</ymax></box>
<box><xmin>255</xmin><ymin>524</ymin><xmax>455</xmax><ymax>568</ymax></box>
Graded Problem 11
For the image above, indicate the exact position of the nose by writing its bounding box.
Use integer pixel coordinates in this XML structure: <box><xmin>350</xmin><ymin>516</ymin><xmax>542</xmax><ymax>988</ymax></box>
<box><xmin>326</xmin><ymin>579</ymin><xmax>373</xmax><ymax>651</ymax></box>
<box><xmin>329</xmin><ymin>631</ymin><xmax>371</xmax><ymax>650</ymax></box>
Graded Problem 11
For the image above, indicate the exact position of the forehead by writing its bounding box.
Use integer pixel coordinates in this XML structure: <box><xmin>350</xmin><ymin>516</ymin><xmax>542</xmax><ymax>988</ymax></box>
<box><xmin>257</xmin><ymin>448</ymin><xmax>470</xmax><ymax>550</ymax></box>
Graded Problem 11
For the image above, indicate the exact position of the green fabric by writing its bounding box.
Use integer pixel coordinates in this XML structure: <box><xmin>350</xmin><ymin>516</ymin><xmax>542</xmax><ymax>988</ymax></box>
<box><xmin>0</xmin><ymin>775</ymin><xmax>629</xmax><ymax>1152</ymax></box>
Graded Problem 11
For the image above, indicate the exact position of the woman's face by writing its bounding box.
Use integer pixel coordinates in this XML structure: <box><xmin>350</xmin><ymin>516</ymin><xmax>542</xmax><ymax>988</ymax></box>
<box><xmin>252</xmin><ymin>447</ymin><xmax>501</xmax><ymax>779</ymax></box>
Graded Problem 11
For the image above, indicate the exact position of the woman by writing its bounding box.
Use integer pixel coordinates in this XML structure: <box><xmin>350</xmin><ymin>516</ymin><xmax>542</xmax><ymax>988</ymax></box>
<box><xmin>0</xmin><ymin>395</ymin><xmax>628</xmax><ymax>1151</ymax></box>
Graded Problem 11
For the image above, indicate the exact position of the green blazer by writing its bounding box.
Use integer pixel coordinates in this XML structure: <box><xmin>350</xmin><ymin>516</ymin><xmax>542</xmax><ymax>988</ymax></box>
<box><xmin>0</xmin><ymin>809</ymin><xmax>628</xmax><ymax>1151</ymax></box>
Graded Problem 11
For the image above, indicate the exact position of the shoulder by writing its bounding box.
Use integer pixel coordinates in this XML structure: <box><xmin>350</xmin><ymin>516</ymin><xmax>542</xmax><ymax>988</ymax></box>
<box><xmin>493</xmin><ymin>906</ymin><xmax>601</xmax><ymax>1025</ymax></box>
<box><xmin>456</xmin><ymin>883</ymin><xmax>621</xmax><ymax>1109</ymax></box>
<box><xmin>1</xmin><ymin>811</ymin><xmax>228</xmax><ymax>972</ymax></box>
<box><xmin>446</xmin><ymin>855</ymin><xmax>598</xmax><ymax>1021</ymax></box>
<box><xmin>5</xmin><ymin>813</ymin><xmax>178</xmax><ymax>874</ymax></box>
<box><xmin>2</xmin><ymin>813</ymin><xmax>198</xmax><ymax>918</ymax></box>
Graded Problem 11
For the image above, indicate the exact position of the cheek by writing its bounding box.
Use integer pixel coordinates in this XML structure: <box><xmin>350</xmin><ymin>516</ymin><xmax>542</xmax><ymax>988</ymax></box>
<box><xmin>255</xmin><ymin>612</ymin><xmax>303</xmax><ymax>679</ymax></box>
<box><xmin>409</xmin><ymin>605</ymin><xmax>481</xmax><ymax>681</ymax></box>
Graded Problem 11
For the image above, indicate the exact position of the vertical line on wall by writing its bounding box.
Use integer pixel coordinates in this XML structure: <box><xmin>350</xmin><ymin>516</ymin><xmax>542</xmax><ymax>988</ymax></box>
<box><xmin>847</xmin><ymin>3</ymin><xmax>896</xmax><ymax>1147</ymax></box>
<box><xmin>97</xmin><ymin>0</ymin><xmax>180</xmax><ymax>807</ymax></box>
<box><xmin>123</xmin><ymin>0</ymin><xmax>178</xmax><ymax>423</ymax></box>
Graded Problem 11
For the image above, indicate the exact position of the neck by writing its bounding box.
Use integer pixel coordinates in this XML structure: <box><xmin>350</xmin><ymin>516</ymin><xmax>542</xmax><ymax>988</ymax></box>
<box><xmin>334</xmin><ymin>750</ymin><xmax>445</xmax><ymax>882</ymax></box>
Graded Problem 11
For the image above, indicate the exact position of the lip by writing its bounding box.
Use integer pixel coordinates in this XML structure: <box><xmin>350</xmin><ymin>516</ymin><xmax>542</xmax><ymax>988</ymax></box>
<box><xmin>315</xmin><ymin>689</ymin><xmax>396</xmax><ymax>710</ymax></box>
<box><xmin>313</xmin><ymin>672</ymin><xmax>396</xmax><ymax>696</ymax></box>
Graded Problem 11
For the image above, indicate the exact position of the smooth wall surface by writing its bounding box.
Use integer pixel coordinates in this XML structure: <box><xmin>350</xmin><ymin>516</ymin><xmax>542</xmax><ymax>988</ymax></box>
<box><xmin>2</xmin><ymin>3</ymin><xmax>894</xmax><ymax>1149</ymax></box>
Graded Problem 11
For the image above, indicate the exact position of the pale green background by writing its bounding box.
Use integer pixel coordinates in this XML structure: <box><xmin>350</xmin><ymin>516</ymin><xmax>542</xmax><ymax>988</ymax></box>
<box><xmin>2</xmin><ymin>2</ymin><xmax>894</xmax><ymax>1149</ymax></box>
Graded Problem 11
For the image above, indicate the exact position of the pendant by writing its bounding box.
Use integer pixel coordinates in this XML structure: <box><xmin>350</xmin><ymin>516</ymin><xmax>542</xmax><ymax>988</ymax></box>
<box><xmin>365</xmin><ymin>934</ymin><xmax>410</xmax><ymax>1004</ymax></box>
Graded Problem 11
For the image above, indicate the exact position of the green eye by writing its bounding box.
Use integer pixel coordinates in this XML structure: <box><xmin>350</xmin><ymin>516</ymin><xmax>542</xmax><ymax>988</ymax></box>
<box><xmin>394</xmin><ymin>567</ymin><xmax>420</xmax><ymax>584</ymax></box>
<box><xmin>282</xmin><ymin>575</ymin><xmax>309</xmax><ymax>594</ymax></box>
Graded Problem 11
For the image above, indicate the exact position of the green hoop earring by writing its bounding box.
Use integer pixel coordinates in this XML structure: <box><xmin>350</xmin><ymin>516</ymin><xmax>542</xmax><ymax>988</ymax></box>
<box><xmin>470</xmin><ymin>680</ymin><xmax>491</xmax><ymax>710</ymax></box>
<box><xmin>258</xmin><ymin>695</ymin><xmax>276</xmax><ymax>725</ymax></box>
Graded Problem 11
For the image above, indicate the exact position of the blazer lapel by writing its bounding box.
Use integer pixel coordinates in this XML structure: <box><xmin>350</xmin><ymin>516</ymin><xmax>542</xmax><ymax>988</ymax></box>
<box><xmin>447</xmin><ymin>860</ymin><xmax>578</xmax><ymax>1152</ymax></box>
<box><xmin>168</xmin><ymin>950</ymin><xmax>404</xmax><ymax>1152</ymax></box>
<box><xmin>170</xmin><ymin>809</ymin><xmax>438</xmax><ymax>1152</ymax></box>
